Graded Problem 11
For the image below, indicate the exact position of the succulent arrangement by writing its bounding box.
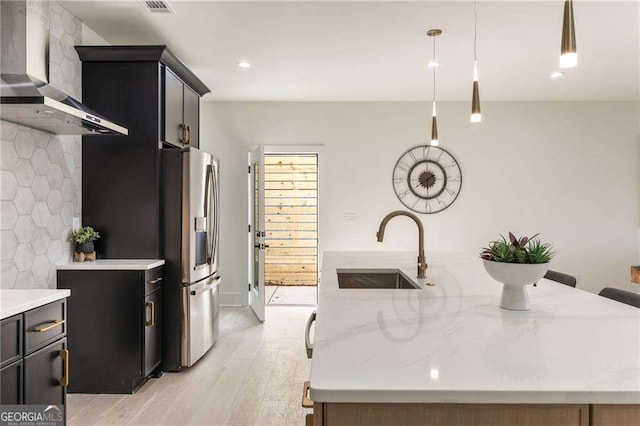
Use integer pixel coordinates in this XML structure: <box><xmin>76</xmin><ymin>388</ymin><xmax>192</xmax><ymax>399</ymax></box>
<box><xmin>70</xmin><ymin>226</ymin><xmax>101</xmax><ymax>244</ymax></box>
<box><xmin>480</xmin><ymin>232</ymin><xmax>554</xmax><ymax>264</ymax></box>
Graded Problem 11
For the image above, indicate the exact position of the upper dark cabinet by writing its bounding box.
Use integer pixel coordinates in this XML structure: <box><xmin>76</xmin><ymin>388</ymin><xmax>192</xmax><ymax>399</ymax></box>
<box><xmin>163</xmin><ymin>67</ymin><xmax>200</xmax><ymax>148</ymax></box>
<box><xmin>76</xmin><ymin>46</ymin><xmax>209</xmax><ymax>259</ymax></box>
<box><xmin>183</xmin><ymin>85</ymin><xmax>200</xmax><ymax>148</ymax></box>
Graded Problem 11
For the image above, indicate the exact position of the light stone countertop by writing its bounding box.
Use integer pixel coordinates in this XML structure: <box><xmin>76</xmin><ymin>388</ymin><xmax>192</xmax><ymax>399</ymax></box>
<box><xmin>56</xmin><ymin>259</ymin><xmax>165</xmax><ymax>271</ymax></box>
<box><xmin>0</xmin><ymin>289</ymin><xmax>71</xmax><ymax>320</ymax></box>
<box><xmin>309</xmin><ymin>251</ymin><xmax>640</xmax><ymax>404</ymax></box>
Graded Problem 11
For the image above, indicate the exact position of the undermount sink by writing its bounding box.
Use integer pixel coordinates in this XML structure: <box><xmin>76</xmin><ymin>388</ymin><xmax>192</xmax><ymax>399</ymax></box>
<box><xmin>337</xmin><ymin>269</ymin><xmax>420</xmax><ymax>289</ymax></box>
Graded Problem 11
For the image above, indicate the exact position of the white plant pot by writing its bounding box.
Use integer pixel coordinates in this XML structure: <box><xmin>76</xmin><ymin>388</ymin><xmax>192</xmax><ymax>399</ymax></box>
<box><xmin>482</xmin><ymin>260</ymin><xmax>550</xmax><ymax>311</ymax></box>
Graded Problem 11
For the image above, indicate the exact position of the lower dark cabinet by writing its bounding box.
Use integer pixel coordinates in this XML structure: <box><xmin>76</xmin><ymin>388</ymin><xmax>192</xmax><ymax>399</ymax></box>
<box><xmin>1</xmin><ymin>314</ymin><xmax>23</xmax><ymax>368</ymax></box>
<box><xmin>24</xmin><ymin>339</ymin><xmax>67</xmax><ymax>405</ymax></box>
<box><xmin>0</xmin><ymin>298</ymin><xmax>68</xmax><ymax>407</ymax></box>
<box><xmin>0</xmin><ymin>360</ymin><xmax>23</xmax><ymax>404</ymax></box>
<box><xmin>144</xmin><ymin>289</ymin><xmax>162</xmax><ymax>377</ymax></box>
<box><xmin>57</xmin><ymin>266</ymin><xmax>163</xmax><ymax>393</ymax></box>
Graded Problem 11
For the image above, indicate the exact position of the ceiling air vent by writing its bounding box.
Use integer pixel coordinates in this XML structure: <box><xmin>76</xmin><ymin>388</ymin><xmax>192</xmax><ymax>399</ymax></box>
<box><xmin>144</xmin><ymin>1</ymin><xmax>175</xmax><ymax>14</ymax></box>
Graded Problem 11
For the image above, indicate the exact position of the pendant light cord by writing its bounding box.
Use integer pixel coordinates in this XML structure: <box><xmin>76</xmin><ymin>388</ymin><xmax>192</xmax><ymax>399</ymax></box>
<box><xmin>433</xmin><ymin>35</ymin><xmax>436</xmax><ymax>104</ymax></box>
<box><xmin>474</xmin><ymin>0</ymin><xmax>477</xmax><ymax>61</ymax></box>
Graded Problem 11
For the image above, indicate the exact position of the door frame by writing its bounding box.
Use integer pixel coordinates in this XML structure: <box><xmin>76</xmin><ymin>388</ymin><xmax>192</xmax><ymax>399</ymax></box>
<box><xmin>244</xmin><ymin>144</ymin><xmax>325</xmax><ymax>315</ymax></box>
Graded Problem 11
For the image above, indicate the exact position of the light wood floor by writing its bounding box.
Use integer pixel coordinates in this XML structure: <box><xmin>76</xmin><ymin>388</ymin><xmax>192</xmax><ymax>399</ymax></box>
<box><xmin>266</xmin><ymin>286</ymin><xmax>317</xmax><ymax>306</ymax></box>
<box><xmin>67</xmin><ymin>306</ymin><xmax>315</xmax><ymax>426</ymax></box>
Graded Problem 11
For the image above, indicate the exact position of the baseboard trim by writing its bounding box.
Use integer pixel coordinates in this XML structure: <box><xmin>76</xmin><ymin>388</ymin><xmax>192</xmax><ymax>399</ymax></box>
<box><xmin>220</xmin><ymin>291</ymin><xmax>247</xmax><ymax>306</ymax></box>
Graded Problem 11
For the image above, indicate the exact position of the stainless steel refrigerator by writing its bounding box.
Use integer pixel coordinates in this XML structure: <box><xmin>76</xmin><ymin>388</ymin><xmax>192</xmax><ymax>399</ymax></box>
<box><xmin>162</xmin><ymin>147</ymin><xmax>220</xmax><ymax>371</ymax></box>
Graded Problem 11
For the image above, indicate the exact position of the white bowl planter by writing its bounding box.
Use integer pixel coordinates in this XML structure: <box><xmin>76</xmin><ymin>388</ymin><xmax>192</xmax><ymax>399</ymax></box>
<box><xmin>482</xmin><ymin>260</ymin><xmax>550</xmax><ymax>311</ymax></box>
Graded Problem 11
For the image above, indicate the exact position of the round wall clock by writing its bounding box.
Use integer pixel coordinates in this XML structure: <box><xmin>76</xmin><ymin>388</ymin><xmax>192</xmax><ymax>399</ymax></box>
<box><xmin>392</xmin><ymin>145</ymin><xmax>462</xmax><ymax>214</ymax></box>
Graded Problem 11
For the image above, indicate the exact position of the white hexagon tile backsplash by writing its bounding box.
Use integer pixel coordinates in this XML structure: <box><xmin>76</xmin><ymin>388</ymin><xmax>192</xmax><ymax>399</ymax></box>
<box><xmin>0</xmin><ymin>2</ymin><xmax>82</xmax><ymax>289</ymax></box>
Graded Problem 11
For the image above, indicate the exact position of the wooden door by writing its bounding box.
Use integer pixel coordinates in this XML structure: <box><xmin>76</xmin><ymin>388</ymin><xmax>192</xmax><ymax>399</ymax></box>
<box><xmin>24</xmin><ymin>339</ymin><xmax>66</xmax><ymax>405</ymax></box>
<box><xmin>163</xmin><ymin>67</ymin><xmax>184</xmax><ymax>146</ymax></box>
<box><xmin>264</xmin><ymin>155</ymin><xmax>318</xmax><ymax>289</ymax></box>
<box><xmin>183</xmin><ymin>85</ymin><xmax>199</xmax><ymax>148</ymax></box>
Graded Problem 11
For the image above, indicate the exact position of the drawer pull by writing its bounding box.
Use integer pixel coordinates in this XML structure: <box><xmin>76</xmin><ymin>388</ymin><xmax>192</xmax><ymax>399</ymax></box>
<box><xmin>302</xmin><ymin>381</ymin><xmax>313</xmax><ymax>408</ymax></box>
<box><xmin>146</xmin><ymin>302</ymin><xmax>155</xmax><ymax>327</ymax></box>
<box><xmin>59</xmin><ymin>349</ymin><xmax>69</xmax><ymax>387</ymax></box>
<box><xmin>32</xmin><ymin>319</ymin><xmax>65</xmax><ymax>333</ymax></box>
<box><xmin>147</xmin><ymin>277</ymin><xmax>163</xmax><ymax>285</ymax></box>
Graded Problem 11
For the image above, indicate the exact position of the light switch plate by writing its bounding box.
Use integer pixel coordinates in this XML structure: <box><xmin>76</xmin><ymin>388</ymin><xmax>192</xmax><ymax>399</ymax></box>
<box><xmin>342</xmin><ymin>213</ymin><xmax>356</xmax><ymax>224</ymax></box>
<box><xmin>72</xmin><ymin>216</ymin><xmax>81</xmax><ymax>232</ymax></box>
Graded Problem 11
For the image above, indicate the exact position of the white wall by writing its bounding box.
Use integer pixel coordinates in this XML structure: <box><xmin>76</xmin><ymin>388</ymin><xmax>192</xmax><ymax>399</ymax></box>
<box><xmin>200</xmin><ymin>101</ymin><xmax>640</xmax><ymax>305</ymax></box>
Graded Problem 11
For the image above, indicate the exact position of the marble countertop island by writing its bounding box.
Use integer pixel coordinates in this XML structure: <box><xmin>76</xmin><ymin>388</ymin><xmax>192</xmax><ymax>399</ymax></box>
<box><xmin>309</xmin><ymin>251</ymin><xmax>640</xmax><ymax>404</ymax></box>
<box><xmin>0</xmin><ymin>289</ymin><xmax>71</xmax><ymax>320</ymax></box>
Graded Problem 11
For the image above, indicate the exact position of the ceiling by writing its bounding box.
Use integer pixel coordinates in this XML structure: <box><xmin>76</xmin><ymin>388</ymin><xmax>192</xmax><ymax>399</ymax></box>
<box><xmin>60</xmin><ymin>1</ymin><xmax>639</xmax><ymax>102</ymax></box>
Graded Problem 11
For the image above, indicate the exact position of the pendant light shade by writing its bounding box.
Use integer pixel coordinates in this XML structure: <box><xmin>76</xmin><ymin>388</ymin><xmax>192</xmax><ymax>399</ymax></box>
<box><xmin>560</xmin><ymin>0</ymin><xmax>577</xmax><ymax>68</ymax></box>
<box><xmin>431</xmin><ymin>102</ymin><xmax>438</xmax><ymax>146</ymax></box>
<box><xmin>427</xmin><ymin>29</ymin><xmax>442</xmax><ymax>146</ymax></box>
<box><xmin>470</xmin><ymin>0</ymin><xmax>481</xmax><ymax>123</ymax></box>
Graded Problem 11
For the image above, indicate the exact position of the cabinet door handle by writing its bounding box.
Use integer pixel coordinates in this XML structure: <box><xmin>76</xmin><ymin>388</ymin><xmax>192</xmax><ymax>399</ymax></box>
<box><xmin>305</xmin><ymin>311</ymin><xmax>316</xmax><ymax>359</ymax></box>
<box><xmin>147</xmin><ymin>277</ymin><xmax>163</xmax><ymax>285</ymax></box>
<box><xmin>186</xmin><ymin>124</ymin><xmax>192</xmax><ymax>144</ymax></box>
<box><xmin>146</xmin><ymin>302</ymin><xmax>155</xmax><ymax>327</ymax></box>
<box><xmin>301</xmin><ymin>381</ymin><xmax>313</xmax><ymax>408</ymax></box>
<box><xmin>180</xmin><ymin>123</ymin><xmax>187</xmax><ymax>144</ymax></box>
<box><xmin>31</xmin><ymin>319</ymin><xmax>65</xmax><ymax>333</ymax></box>
<box><xmin>59</xmin><ymin>349</ymin><xmax>69</xmax><ymax>387</ymax></box>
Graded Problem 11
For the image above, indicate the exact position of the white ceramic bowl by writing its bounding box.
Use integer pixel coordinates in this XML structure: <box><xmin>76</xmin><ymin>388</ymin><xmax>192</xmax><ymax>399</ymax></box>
<box><xmin>482</xmin><ymin>260</ymin><xmax>549</xmax><ymax>286</ymax></box>
<box><xmin>482</xmin><ymin>260</ymin><xmax>550</xmax><ymax>311</ymax></box>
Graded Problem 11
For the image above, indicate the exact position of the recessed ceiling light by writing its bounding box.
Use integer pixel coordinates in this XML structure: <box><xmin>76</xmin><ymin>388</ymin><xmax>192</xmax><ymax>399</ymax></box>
<box><xmin>550</xmin><ymin>71</ymin><xmax>564</xmax><ymax>78</ymax></box>
<box><xmin>427</xmin><ymin>61</ymin><xmax>440</xmax><ymax>68</ymax></box>
<box><xmin>237</xmin><ymin>61</ymin><xmax>251</xmax><ymax>69</ymax></box>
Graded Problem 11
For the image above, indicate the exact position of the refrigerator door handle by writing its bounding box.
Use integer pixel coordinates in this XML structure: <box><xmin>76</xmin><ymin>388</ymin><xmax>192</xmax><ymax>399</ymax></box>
<box><xmin>210</xmin><ymin>163</ymin><xmax>219</xmax><ymax>267</ymax></box>
<box><xmin>204</xmin><ymin>164</ymin><xmax>214</xmax><ymax>262</ymax></box>
<box><xmin>190</xmin><ymin>276</ymin><xmax>222</xmax><ymax>296</ymax></box>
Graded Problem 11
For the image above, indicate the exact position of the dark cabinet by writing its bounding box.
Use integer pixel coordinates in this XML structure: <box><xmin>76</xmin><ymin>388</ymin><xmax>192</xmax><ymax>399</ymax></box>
<box><xmin>1</xmin><ymin>314</ymin><xmax>22</xmax><ymax>368</ymax></box>
<box><xmin>76</xmin><ymin>46</ymin><xmax>209</xmax><ymax>259</ymax></box>
<box><xmin>183</xmin><ymin>85</ymin><xmax>200</xmax><ymax>148</ymax></box>
<box><xmin>57</xmin><ymin>266</ymin><xmax>163</xmax><ymax>393</ymax></box>
<box><xmin>0</xmin><ymin>299</ymin><xmax>68</xmax><ymax>406</ymax></box>
<box><xmin>1</xmin><ymin>360</ymin><xmax>23</xmax><ymax>404</ymax></box>
<box><xmin>164</xmin><ymin>67</ymin><xmax>185</xmax><ymax>146</ymax></box>
<box><xmin>163</xmin><ymin>66</ymin><xmax>200</xmax><ymax>148</ymax></box>
<box><xmin>144</xmin><ymin>289</ymin><xmax>162</xmax><ymax>377</ymax></box>
<box><xmin>24</xmin><ymin>339</ymin><xmax>67</xmax><ymax>405</ymax></box>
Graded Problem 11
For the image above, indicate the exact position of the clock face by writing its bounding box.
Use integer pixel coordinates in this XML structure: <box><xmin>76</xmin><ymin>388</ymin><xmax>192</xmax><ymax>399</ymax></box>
<box><xmin>392</xmin><ymin>145</ymin><xmax>462</xmax><ymax>214</ymax></box>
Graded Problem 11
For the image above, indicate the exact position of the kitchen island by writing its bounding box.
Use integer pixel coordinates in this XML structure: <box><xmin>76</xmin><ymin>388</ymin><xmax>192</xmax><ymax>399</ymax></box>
<box><xmin>309</xmin><ymin>252</ymin><xmax>640</xmax><ymax>425</ymax></box>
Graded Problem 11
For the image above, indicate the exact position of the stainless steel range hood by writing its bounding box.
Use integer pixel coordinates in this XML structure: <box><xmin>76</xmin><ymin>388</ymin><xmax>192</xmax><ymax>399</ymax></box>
<box><xmin>0</xmin><ymin>1</ymin><xmax>127</xmax><ymax>136</ymax></box>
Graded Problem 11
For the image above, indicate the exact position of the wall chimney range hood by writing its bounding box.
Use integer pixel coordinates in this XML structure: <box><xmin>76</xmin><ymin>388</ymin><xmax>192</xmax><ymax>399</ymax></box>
<box><xmin>0</xmin><ymin>1</ymin><xmax>127</xmax><ymax>136</ymax></box>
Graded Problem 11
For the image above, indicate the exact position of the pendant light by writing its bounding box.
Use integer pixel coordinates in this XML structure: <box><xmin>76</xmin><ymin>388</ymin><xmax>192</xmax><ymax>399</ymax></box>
<box><xmin>471</xmin><ymin>0</ymin><xmax>481</xmax><ymax>123</ymax></box>
<box><xmin>427</xmin><ymin>29</ymin><xmax>442</xmax><ymax>146</ymax></box>
<box><xmin>560</xmin><ymin>0</ymin><xmax>577</xmax><ymax>68</ymax></box>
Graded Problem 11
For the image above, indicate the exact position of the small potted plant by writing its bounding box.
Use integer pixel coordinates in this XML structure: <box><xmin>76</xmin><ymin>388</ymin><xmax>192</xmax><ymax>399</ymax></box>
<box><xmin>480</xmin><ymin>232</ymin><xmax>554</xmax><ymax>311</ymax></box>
<box><xmin>70</xmin><ymin>226</ymin><xmax>101</xmax><ymax>262</ymax></box>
